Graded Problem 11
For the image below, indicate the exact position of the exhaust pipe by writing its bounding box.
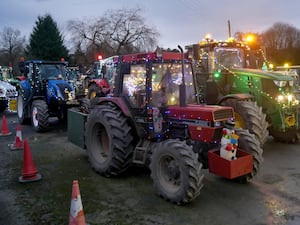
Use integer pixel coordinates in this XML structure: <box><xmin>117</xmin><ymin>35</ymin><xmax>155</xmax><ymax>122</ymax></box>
<box><xmin>178</xmin><ymin>45</ymin><xmax>186</xmax><ymax>107</ymax></box>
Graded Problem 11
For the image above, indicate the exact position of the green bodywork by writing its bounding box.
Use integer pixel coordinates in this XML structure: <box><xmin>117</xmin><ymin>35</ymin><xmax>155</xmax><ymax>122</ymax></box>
<box><xmin>214</xmin><ymin>68</ymin><xmax>298</xmax><ymax>133</ymax></box>
<box><xmin>0</xmin><ymin>66</ymin><xmax>19</xmax><ymax>86</ymax></box>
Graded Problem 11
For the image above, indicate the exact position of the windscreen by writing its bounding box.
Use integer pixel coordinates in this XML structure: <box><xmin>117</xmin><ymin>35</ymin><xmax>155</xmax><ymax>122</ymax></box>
<box><xmin>122</xmin><ymin>62</ymin><xmax>196</xmax><ymax>108</ymax></box>
<box><xmin>215</xmin><ymin>47</ymin><xmax>245</xmax><ymax>68</ymax></box>
<box><xmin>37</xmin><ymin>64</ymin><xmax>67</xmax><ymax>80</ymax></box>
<box><xmin>151</xmin><ymin>63</ymin><xmax>196</xmax><ymax>106</ymax></box>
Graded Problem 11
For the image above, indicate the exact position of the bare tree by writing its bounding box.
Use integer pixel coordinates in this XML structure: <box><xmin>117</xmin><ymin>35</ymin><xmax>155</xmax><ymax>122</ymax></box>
<box><xmin>261</xmin><ymin>22</ymin><xmax>300</xmax><ymax>49</ymax></box>
<box><xmin>103</xmin><ymin>8</ymin><xmax>159</xmax><ymax>54</ymax></box>
<box><xmin>261</xmin><ymin>22</ymin><xmax>300</xmax><ymax>64</ymax></box>
<box><xmin>0</xmin><ymin>27</ymin><xmax>25</xmax><ymax>72</ymax></box>
<box><xmin>67</xmin><ymin>7</ymin><xmax>159</xmax><ymax>63</ymax></box>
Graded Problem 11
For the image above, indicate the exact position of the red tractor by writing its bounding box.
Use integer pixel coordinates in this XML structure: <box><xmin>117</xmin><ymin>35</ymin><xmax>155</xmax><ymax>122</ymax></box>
<box><xmin>86</xmin><ymin>56</ymin><xmax>115</xmax><ymax>99</ymax></box>
<box><xmin>68</xmin><ymin>47</ymin><xmax>263</xmax><ymax>204</ymax></box>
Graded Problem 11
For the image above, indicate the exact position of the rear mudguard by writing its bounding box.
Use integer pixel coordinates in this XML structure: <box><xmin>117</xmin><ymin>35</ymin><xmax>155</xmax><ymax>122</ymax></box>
<box><xmin>217</xmin><ymin>93</ymin><xmax>254</xmax><ymax>105</ymax></box>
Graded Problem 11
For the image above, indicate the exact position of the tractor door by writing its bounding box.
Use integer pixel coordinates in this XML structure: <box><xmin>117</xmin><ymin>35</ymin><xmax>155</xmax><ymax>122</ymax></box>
<box><xmin>23</xmin><ymin>62</ymin><xmax>36</xmax><ymax>97</ymax></box>
<box><xmin>120</xmin><ymin>63</ymin><xmax>152</xmax><ymax>136</ymax></box>
<box><xmin>122</xmin><ymin>64</ymin><xmax>148</xmax><ymax>109</ymax></box>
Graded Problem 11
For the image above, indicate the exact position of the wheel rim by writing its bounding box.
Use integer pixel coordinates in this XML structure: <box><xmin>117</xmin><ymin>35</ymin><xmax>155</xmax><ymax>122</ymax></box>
<box><xmin>158</xmin><ymin>155</ymin><xmax>181</xmax><ymax>192</ymax></box>
<box><xmin>17</xmin><ymin>95</ymin><xmax>23</xmax><ymax>119</ymax></box>
<box><xmin>93</xmin><ymin>123</ymin><xmax>110</xmax><ymax>163</ymax></box>
<box><xmin>234</xmin><ymin>112</ymin><xmax>245</xmax><ymax>128</ymax></box>
<box><xmin>32</xmin><ymin>107</ymin><xmax>39</xmax><ymax>127</ymax></box>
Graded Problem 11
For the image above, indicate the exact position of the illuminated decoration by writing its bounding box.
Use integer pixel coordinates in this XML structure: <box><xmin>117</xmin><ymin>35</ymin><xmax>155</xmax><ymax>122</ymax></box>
<box><xmin>205</xmin><ymin>34</ymin><xmax>212</xmax><ymax>42</ymax></box>
<box><xmin>214</xmin><ymin>71</ymin><xmax>221</xmax><ymax>78</ymax></box>
<box><xmin>97</xmin><ymin>55</ymin><xmax>103</xmax><ymax>60</ymax></box>
<box><xmin>220</xmin><ymin>125</ymin><xmax>239</xmax><ymax>161</ymax></box>
<box><xmin>227</xmin><ymin>37</ymin><xmax>235</xmax><ymax>42</ymax></box>
<box><xmin>262</xmin><ymin>62</ymin><xmax>268</xmax><ymax>71</ymax></box>
<box><xmin>152</xmin><ymin>107</ymin><xmax>163</xmax><ymax>133</ymax></box>
<box><xmin>218</xmin><ymin>63</ymin><xmax>299</xmax><ymax>107</ymax></box>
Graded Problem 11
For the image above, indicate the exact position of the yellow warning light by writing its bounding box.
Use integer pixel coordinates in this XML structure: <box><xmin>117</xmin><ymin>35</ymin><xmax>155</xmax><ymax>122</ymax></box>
<box><xmin>205</xmin><ymin>34</ymin><xmax>211</xmax><ymax>40</ymax></box>
<box><xmin>246</xmin><ymin>35</ymin><xmax>254</xmax><ymax>42</ymax></box>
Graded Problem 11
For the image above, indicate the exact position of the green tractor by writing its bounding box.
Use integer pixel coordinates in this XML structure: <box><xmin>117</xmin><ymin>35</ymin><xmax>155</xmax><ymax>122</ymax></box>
<box><xmin>0</xmin><ymin>66</ymin><xmax>21</xmax><ymax>86</ymax></box>
<box><xmin>186</xmin><ymin>37</ymin><xmax>299</xmax><ymax>145</ymax></box>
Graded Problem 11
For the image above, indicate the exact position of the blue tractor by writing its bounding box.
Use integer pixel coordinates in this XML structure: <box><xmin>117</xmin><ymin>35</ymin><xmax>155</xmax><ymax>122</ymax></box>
<box><xmin>17</xmin><ymin>60</ymin><xmax>79</xmax><ymax>132</ymax></box>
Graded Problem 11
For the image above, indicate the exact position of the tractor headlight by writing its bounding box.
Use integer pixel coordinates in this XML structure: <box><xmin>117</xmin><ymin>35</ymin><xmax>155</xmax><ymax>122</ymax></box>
<box><xmin>68</xmin><ymin>90</ymin><xmax>76</xmax><ymax>100</ymax></box>
<box><xmin>277</xmin><ymin>95</ymin><xmax>284</xmax><ymax>103</ymax></box>
<box><xmin>274</xmin><ymin>80</ymin><xmax>287</xmax><ymax>87</ymax></box>
<box><xmin>276</xmin><ymin>94</ymin><xmax>299</xmax><ymax>106</ymax></box>
<box><xmin>287</xmin><ymin>94</ymin><xmax>293</xmax><ymax>102</ymax></box>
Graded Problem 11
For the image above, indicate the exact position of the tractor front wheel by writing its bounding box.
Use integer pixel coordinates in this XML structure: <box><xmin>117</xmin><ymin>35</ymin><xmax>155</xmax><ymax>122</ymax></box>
<box><xmin>150</xmin><ymin>139</ymin><xmax>204</xmax><ymax>205</ymax></box>
<box><xmin>85</xmin><ymin>105</ymin><xmax>134</xmax><ymax>177</ymax></box>
<box><xmin>31</xmin><ymin>100</ymin><xmax>49</xmax><ymax>132</ymax></box>
<box><xmin>17</xmin><ymin>91</ymin><xmax>30</xmax><ymax>124</ymax></box>
<box><xmin>234</xmin><ymin>128</ymin><xmax>264</xmax><ymax>183</ymax></box>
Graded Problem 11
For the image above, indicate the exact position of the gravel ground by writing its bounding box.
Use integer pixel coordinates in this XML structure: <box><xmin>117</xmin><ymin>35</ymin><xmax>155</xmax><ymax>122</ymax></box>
<box><xmin>1</xmin><ymin>111</ymin><xmax>300</xmax><ymax>225</ymax></box>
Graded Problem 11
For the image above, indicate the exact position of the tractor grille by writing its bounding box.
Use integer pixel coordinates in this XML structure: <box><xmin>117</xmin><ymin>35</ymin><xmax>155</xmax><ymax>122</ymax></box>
<box><xmin>6</xmin><ymin>88</ymin><xmax>17</xmax><ymax>98</ymax></box>
<box><xmin>213</xmin><ymin>109</ymin><xmax>233</xmax><ymax>121</ymax></box>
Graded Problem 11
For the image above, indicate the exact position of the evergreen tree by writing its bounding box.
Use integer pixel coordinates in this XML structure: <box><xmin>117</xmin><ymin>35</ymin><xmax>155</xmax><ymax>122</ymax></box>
<box><xmin>26</xmin><ymin>14</ymin><xmax>68</xmax><ymax>60</ymax></box>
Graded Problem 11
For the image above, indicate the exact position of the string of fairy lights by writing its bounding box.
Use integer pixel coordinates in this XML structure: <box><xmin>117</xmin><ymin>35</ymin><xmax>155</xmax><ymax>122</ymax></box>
<box><xmin>217</xmin><ymin>63</ymin><xmax>299</xmax><ymax>108</ymax></box>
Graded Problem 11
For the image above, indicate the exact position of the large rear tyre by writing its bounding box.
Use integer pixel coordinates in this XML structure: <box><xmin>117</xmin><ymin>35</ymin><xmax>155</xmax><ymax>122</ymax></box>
<box><xmin>85</xmin><ymin>105</ymin><xmax>134</xmax><ymax>177</ymax></box>
<box><xmin>221</xmin><ymin>99</ymin><xmax>269</xmax><ymax>146</ymax></box>
<box><xmin>150</xmin><ymin>139</ymin><xmax>204</xmax><ymax>205</ymax></box>
<box><xmin>234</xmin><ymin>128</ymin><xmax>264</xmax><ymax>183</ymax></box>
<box><xmin>31</xmin><ymin>100</ymin><xmax>49</xmax><ymax>132</ymax></box>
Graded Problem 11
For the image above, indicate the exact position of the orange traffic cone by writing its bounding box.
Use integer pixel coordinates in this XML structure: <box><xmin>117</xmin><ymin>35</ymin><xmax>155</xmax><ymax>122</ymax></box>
<box><xmin>18</xmin><ymin>139</ymin><xmax>42</xmax><ymax>183</ymax></box>
<box><xmin>10</xmin><ymin>124</ymin><xmax>24</xmax><ymax>150</ymax></box>
<box><xmin>69</xmin><ymin>180</ymin><xmax>87</xmax><ymax>225</ymax></box>
<box><xmin>0</xmin><ymin>115</ymin><xmax>12</xmax><ymax>136</ymax></box>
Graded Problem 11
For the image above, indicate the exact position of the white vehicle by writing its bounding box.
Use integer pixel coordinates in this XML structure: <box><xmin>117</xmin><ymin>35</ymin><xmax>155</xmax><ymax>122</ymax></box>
<box><xmin>0</xmin><ymin>81</ymin><xmax>17</xmax><ymax>112</ymax></box>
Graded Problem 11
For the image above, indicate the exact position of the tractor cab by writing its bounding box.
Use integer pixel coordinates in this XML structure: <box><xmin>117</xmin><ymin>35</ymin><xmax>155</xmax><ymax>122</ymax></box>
<box><xmin>86</xmin><ymin>56</ymin><xmax>118</xmax><ymax>99</ymax></box>
<box><xmin>120</xmin><ymin>51</ymin><xmax>197</xmax><ymax>109</ymax></box>
<box><xmin>23</xmin><ymin>60</ymin><xmax>68</xmax><ymax>80</ymax></box>
<box><xmin>92</xmin><ymin>50</ymin><xmax>235</xmax><ymax>143</ymax></box>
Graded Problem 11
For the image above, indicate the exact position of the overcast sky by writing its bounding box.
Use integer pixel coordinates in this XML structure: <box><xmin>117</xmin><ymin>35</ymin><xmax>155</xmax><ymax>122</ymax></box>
<box><xmin>1</xmin><ymin>0</ymin><xmax>300</xmax><ymax>50</ymax></box>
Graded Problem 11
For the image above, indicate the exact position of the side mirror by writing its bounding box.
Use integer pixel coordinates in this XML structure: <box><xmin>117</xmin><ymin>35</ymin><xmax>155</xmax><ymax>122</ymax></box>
<box><xmin>101</xmin><ymin>65</ymin><xmax>107</xmax><ymax>77</ymax></box>
<box><xmin>25</xmin><ymin>67</ymin><xmax>29</xmax><ymax>74</ymax></box>
<box><xmin>18</xmin><ymin>61</ymin><xmax>25</xmax><ymax>74</ymax></box>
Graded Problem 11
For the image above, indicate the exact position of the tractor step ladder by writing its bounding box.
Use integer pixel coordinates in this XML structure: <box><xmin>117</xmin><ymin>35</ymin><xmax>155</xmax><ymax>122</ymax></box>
<box><xmin>132</xmin><ymin>139</ymin><xmax>151</xmax><ymax>165</ymax></box>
